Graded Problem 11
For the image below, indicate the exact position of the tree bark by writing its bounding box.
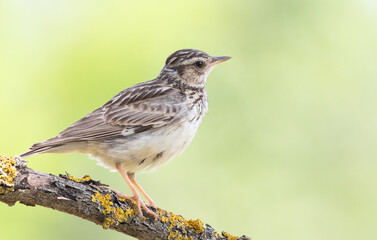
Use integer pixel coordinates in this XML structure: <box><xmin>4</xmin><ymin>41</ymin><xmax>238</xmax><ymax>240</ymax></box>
<box><xmin>0</xmin><ymin>155</ymin><xmax>250</xmax><ymax>240</ymax></box>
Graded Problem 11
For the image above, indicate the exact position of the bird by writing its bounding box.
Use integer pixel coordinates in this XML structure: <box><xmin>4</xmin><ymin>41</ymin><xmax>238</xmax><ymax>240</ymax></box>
<box><xmin>21</xmin><ymin>49</ymin><xmax>231</xmax><ymax>218</ymax></box>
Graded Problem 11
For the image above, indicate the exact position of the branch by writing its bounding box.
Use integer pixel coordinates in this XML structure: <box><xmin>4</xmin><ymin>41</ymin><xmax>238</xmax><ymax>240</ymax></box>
<box><xmin>0</xmin><ymin>155</ymin><xmax>250</xmax><ymax>240</ymax></box>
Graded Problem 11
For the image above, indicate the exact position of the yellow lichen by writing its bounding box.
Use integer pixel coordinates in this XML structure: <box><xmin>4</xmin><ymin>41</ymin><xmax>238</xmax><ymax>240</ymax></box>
<box><xmin>155</xmin><ymin>208</ymin><xmax>205</xmax><ymax>239</ymax></box>
<box><xmin>177</xmin><ymin>236</ymin><xmax>194</xmax><ymax>240</ymax></box>
<box><xmin>102</xmin><ymin>217</ymin><xmax>114</xmax><ymax>229</ymax></box>
<box><xmin>92</xmin><ymin>190</ymin><xmax>113</xmax><ymax>214</ymax></box>
<box><xmin>0</xmin><ymin>155</ymin><xmax>17</xmax><ymax>194</ymax></box>
<box><xmin>114</xmin><ymin>208</ymin><xmax>126</xmax><ymax>222</ymax></box>
<box><xmin>187</xmin><ymin>219</ymin><xmax>204</xmax><ymax>234</ymax></box>
<box><xmin>168</xmin><ymin>231</ymin><xmax>179</xmax><ymax>239</ymax></box>
<box><xmin>91</xmin><ymin>190</ymin><xmax>136</xmax><ymax>228</ymax></box>
<box><xmin>223</xmin><ymin>232</ymin><xmax>239</xmax><ymax>240</ymax></box>
<box><xmin>67</xmin><ymin>173</ymin><xmax>91</xmax><ymax>183</ymax></box>
<box><xmin>167</xmin><ymin>212</ymin><xmax>185</xmax><ymax>231</ymax></box>
<box><xmin>161</xmin><ymin>215</ymin><xmax>169</xmax><ymax>223</ymax></box>
<box><xmin>125</xmin><ymin>207</ymin><xmax>135</xmax><ymax>218</ymax></box>
<box><xmin>168</xmin><ymin>231</ymin><xmax>194</xmax><ymax>240</ymax></box>
<box><xmin>156</xmin><ymin>207</ymin><xmax>166</xmax><ymax>216</ymax></box>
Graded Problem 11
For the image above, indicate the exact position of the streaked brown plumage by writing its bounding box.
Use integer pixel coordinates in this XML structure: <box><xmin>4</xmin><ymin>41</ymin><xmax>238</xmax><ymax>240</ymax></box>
<box><xmin>21</xmin><ymin>49</ymin><xmax>231</xmax><ymax>218</ymax></box>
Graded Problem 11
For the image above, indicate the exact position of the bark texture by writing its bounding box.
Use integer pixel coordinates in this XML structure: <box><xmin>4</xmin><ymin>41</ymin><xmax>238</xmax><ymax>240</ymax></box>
<box><xmin>0</xmin><ymin>155</ymin><xmax>250</xmax><ymax>240</ymax></box>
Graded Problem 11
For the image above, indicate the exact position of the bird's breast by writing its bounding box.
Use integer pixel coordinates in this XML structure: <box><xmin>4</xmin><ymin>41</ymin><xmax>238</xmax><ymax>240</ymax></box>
<box><xmin>87</xmin><ymin>105</ymin><xmax>206</xmax><ymax>173</ymax></box>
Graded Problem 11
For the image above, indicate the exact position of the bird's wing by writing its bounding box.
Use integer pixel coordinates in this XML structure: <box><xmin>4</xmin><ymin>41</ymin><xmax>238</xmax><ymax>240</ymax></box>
<box><xmin>102</xmin><ymin>83</ymin><xmax>183</xmax><ymax>128</ymax></box>
<box><xmin>29</xmin><ymin>82</ymin><xmax>185</xmax><ymax>149</ymax></box>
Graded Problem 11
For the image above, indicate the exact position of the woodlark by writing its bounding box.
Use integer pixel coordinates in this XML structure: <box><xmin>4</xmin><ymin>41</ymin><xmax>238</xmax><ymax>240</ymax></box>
<box><xmin>21</xmin><ymin>49</ymin><xmax>231</xmax><ymax>218</ymax></box>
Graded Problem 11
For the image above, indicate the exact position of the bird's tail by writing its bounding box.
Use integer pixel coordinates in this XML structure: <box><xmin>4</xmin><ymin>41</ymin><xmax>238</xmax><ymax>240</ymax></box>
<box><xmin>20</xmin><ymin>146</ymin><xmax>60</xmax><ymax>158</ymax></box>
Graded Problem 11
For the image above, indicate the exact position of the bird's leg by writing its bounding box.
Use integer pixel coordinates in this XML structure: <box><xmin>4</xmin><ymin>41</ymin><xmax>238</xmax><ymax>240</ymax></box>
<box><xmin>115</xmin><ymin>163</ymin><xmax>158</xmax><ymax>219</ymax></box>
<box><xmin>127</xmin><ymin>172</ymin><xmax>157</xmax><ymax>207</ymax></box>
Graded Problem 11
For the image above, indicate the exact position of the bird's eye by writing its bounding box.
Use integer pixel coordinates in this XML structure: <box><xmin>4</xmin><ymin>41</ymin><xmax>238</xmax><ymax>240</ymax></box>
<box><xmin>195</xmin><ymin>61</ymin><xmax>204</xmax><ymax>68</ymax></box>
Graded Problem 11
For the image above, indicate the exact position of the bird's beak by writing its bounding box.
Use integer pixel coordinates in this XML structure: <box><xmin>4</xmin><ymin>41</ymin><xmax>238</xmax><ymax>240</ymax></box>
<box><xmin>211</xmin><ymin>56</ymin><xmax>232</xmax><ymax>66</ymax></box>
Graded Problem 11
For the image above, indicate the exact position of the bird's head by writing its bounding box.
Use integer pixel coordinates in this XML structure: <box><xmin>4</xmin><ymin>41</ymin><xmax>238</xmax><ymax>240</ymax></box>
<box><xmin>162</xmin><ymin>49</ymin><xmax>231</xmax><ymax>87</ymax></box>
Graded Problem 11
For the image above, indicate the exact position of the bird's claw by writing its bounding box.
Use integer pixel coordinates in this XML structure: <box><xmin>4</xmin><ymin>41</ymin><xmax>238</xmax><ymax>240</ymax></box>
<box><xmin>111</xmin><ymin>188</ymin><xmax>159</xmax><ymax>219</ymax></box>
<box><xmin>133</xmin><ymin>195</ymin><xmax>159</xmax><ymax>219</ymax></box>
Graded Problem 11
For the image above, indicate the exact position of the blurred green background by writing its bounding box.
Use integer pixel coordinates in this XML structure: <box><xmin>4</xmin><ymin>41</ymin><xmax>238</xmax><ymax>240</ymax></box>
<box><xmin>1</xmin><ymin>0</ymin><xmax>377</xmax><ymax>239</ymax></box>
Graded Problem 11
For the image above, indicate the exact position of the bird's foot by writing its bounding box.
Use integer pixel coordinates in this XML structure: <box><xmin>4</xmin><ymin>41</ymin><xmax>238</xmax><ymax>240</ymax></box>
<box><xmin>130</xmin><ymin>194</ymin><xmax>159</xmax><ymax>219</ymax></box>
<box><xmin>110</xmin><ymin>187</ymin><xmax>159</xmax><ymax>219</ymax></box>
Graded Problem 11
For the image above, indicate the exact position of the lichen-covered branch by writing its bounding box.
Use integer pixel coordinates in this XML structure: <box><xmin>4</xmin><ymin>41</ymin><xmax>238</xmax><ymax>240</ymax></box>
<box><xmin>0</xmin><ymin>155</ymin><xmax>250</xmax><ymax>240</ymax></box>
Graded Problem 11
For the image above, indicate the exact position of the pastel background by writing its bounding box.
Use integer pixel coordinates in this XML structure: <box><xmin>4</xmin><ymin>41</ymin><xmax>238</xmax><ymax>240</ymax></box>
<box><xmin>1</xmin><ymin>0</ymin><xmax>377</xmax><ymax>239</ymax></box>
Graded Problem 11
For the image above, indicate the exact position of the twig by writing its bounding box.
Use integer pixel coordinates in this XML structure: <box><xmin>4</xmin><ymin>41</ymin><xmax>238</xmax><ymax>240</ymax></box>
<box><xmin>0</xmin><ymin>155</ymin><xmax>250</xmax><ymax>240</ymax></box>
